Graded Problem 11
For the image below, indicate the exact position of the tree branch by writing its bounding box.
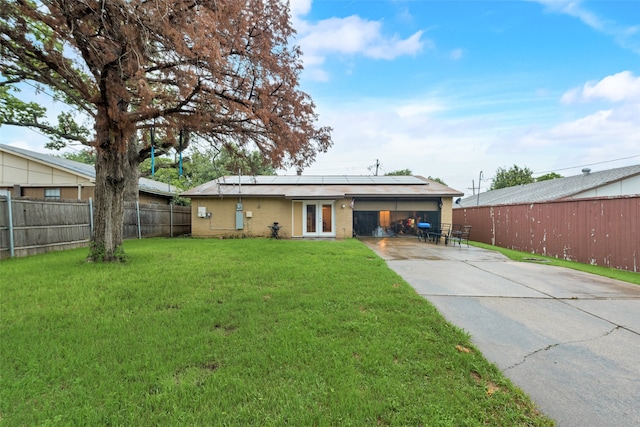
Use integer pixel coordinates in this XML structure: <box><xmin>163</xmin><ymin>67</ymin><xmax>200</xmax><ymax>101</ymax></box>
<box><xmin>1</xmin><ymin>119</ymin><xmax>91</xmax><ymax>145</ymax></box>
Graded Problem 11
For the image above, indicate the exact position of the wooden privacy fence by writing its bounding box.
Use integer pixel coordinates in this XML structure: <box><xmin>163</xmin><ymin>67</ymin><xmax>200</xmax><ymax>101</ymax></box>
<box><xmin>452</xmin><ymin>196</ymin><xmax>639</xmax><ymax>272</ymax></box>
<box><xmin>123</xmin><ymin>201</ymin><xmax>191</xmax><ymax>239</ymax></box>
<box><xmin>0</xmin><ymin>195</ymin><xmax>191</xmax><ymax>259</ymax></box>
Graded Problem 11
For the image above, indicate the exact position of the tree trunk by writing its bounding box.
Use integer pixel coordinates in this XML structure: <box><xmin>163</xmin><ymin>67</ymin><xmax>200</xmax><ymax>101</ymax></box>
<box><xmin>124</xmin><ymin>136</ymin><xmax>141</xmax><ymax>203</ymax></box>
<box><xmin>89</xmin><ymin>147</ymin><xmax>127</xmax><ymax>262</ymax></box>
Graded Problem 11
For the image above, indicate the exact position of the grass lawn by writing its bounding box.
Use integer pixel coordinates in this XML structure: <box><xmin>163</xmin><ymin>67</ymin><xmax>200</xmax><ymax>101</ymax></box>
<box><xmin>470</xmin><ymin>242</ymin><xmax>640</xmax><ymax>285</ymax></box>
<box><xmin>1</xmin><ymin>238</ymin><xmax>553</xmax><ymax>426</ymax></box>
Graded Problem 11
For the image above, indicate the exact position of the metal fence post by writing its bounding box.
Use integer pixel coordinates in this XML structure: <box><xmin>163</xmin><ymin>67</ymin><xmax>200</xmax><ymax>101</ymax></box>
<box><xmin>170</xmin><ymin>203</ymin><xmax>174</xmax><ymax>238</ymax></box>
<box><xmin>136</xmin><ymin>201</ymin><xmax>141</xmax><ymax>239</ymax></box>
<box><xmin>7</xmin><ymin>192</ymin><xmax>15</xmax><ymax>258</ymax></box>
<box><xmin>89</xmin><ymin>197</ymin><xmax>94</xmax><ymax>238</ymax></box>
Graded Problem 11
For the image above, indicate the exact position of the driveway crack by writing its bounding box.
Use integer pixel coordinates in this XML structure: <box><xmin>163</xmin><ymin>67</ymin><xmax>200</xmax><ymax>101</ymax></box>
<box><xmin>505</xmin><ymin>325</ymin><xmax>621</xmax><ymax>371</ymax></box>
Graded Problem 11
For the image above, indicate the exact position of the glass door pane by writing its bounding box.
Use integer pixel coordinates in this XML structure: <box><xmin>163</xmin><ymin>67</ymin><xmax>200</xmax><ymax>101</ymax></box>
<box><xmin>306</xmin><ymin>204</ymin><xmax>316</xmax><ymax>233</ymax></box>
<box><xmin>322</xmin><ymin>204</ymin><xmax>332</xmax><ymax>233</ymax></box>
<box><xmin>303</xmin><ymin>201</ymin><xmax>335</xmax><ymax>237</ymax></box>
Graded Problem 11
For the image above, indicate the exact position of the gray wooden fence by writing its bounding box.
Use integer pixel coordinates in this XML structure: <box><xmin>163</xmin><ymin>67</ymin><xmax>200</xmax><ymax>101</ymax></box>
<box><xmin>0</xmin><ymin>194</ymin><xmax>191</xmax><ymax>259</ymax></box>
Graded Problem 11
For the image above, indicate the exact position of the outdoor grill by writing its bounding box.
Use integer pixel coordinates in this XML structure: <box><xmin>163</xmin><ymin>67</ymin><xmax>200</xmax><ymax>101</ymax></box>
<box><xmin>269</xmin><ymin>222</ymin><xmax>281</xmax><ymax>239</ymax></box>
<box><xmin>417</xmin><ymin>222</ymin><xmax>430</xmax><ymax>242</ymax></box>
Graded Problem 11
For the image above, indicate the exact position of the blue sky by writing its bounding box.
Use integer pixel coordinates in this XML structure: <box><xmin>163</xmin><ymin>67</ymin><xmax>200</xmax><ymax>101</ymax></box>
<box><xmin>284</xmin><ymin>0</ymin><xmax>640</xmax><ymax>193</ymax></box>
<box><xmin>2</xmin><ymin>0</ymin><xmax>639</xmax><ymax>195</ymax></box>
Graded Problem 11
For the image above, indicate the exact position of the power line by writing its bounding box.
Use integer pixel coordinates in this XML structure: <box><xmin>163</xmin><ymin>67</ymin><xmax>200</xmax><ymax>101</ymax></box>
<box><xmin>534</xmin><ymin>155</ymin><xmax>640</xmax><ymax>175</ymax></box>
<box><xmin>3</xmin><ymin>124</ymin><xmax>86</xmax><ymax>153</ymax></box>
<box><xmin>17</xmin><ymin>80</ymin><xmax>93</xmax><ymax>119</ymax></box>
<box><xmin>22</xmin><ymin>81</ymin><xmax>58</xmax><ymax>102</ymax></box>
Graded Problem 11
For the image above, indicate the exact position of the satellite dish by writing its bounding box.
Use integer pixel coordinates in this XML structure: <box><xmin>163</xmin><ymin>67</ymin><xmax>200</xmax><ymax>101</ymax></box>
<box><xmin>455</xmin><ymin>198</ymin><xmax>461</xmax><ymax>205</ymax></box>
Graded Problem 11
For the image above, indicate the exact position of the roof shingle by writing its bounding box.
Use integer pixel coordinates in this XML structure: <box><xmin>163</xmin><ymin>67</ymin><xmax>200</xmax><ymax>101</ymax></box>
<box><xmin>1</xmin><ymin>144</ymin><xmax>179</xmax><ymax>196</ymax></box>
<box><xmin>456</xmin><ymin>164</ymin><xmax>640</xmax><ymax>207</ymax></box>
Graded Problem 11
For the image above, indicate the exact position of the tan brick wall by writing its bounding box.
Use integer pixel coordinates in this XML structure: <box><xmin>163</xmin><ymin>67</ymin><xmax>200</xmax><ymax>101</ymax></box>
<box><xmin>441</xmin><ymin>198</ymin><xmax>453</xmax><ymax>225</ymax></box>
<box><xmin>334</xmin><ymin>198</ymin><xmax>353</xmax><ymax>239</ymax></box>
<box><xmin>190</xmin><ymin>196</ymin><xmax>354</xmax><ymax>239</ymax></box>
<box><xmin>191</xmin><ymin>197</ymin><xmax>293</xmax><ymax>238</ymax></box>
<box><xmin>291</xmin><ymin>201</ymin><xmax>302</xmax><ymax>237</ymax></box>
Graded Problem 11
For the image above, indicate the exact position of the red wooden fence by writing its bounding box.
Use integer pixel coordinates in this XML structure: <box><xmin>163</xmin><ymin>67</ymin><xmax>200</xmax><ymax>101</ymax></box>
<box><xmin>453</xmin><ymin>196</ymin><xmax>639</xmax><ymax>272</ymax></box>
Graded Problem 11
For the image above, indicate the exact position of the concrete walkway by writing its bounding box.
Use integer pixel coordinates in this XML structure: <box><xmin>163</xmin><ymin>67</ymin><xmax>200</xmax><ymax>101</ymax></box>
<box><xmin>361</xmin><ymin>237</ymin><xmax>640</xmax><ymax>427</ymax></box>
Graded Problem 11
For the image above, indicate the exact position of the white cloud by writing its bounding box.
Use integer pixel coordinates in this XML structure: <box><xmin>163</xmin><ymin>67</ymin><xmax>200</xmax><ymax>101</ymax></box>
<box><xmin>363</xmin><ymin>30</ymin><xmax>425</xmax><ymax>60</ymax></box>
<box><xmin>533</xmin><ymin>0</ymin><xmax>604</xmax><ymax>29</ymax></box>
<box><xmin>297</xmin><ymin>16</ymin><xmax>424</xmax><ymax>60</ymax></box>
<box><xmin>523</xmin><ymin>110</ymin><xmax>616</xmax><ymax>144</ymax></box>
<box><xmin>289</xmin><ymin>0</ymin><xmax>428</xmax><ymax>80</ymax></box>
<box><xmin>530</xmin><ymin>0</ymin><xmax>640</xmax><ymax>54</ymax></box>
<box><xmin>396</xmin><ymin>102</ymin><xmax>446</xmax><ymax>119</ymax></box>
<box><xmin>289</xmin><ymin>0</ymin><xmax>312</xmax><ymax>18</ymax></box>
<box><xmin>560</xmin><ymin>87</ymin><xmax>581</xmax><ymax>105</ymax></box>
<box><xmin>449</xmin><ymin>48</ymin><xmax>464</xmax><ymax>60</ymax></box>
<box><xmin>512</xmin><ymin>72</ymin><xmax>640</xmax><ymax>167</ymax></box>
<box><xmin>548</xmin><ymin>103</ymin><xmax>638</xmax><ymax>141</ymax></box>
<box><xmin>562</xmin><ymin>71</ymin><xmax>640</xmax><ymax>104</ymax></box>
<box><xmin>285</xmin><ymin>95</ymin><xmax>514</xmax><ymax>192</ymax></box>
<box><xmin>288</xmin><ymin>72</ymin><xmax>640</xmax><ymax>194</ymax></box>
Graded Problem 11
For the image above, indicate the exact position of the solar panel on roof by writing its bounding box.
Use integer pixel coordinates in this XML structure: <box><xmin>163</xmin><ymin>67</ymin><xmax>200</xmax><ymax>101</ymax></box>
<box><xmin>221</xmin><ymin>175</ymin><xmax>427</xmax><ymax>185</ymax></box>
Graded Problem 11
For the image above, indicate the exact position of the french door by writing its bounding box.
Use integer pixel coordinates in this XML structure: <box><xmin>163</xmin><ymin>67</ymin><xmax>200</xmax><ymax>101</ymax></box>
<box><xmin>303</xmin><ymin>201</ymin><xmax>335</xmax><ymax>237</ymax></box>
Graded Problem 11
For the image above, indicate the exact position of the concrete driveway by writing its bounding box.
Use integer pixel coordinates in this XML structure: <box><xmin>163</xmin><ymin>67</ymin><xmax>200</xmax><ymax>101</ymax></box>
<box><xmin>361</xmin><ymin>237</ymin><xmax>640</xmax><ymax>427</ymax></box>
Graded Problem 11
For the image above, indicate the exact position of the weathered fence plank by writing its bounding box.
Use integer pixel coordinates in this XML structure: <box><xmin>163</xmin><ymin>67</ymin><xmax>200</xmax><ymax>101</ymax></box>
<box><xmin>0</xmin><ymin>197</ymin><xmax>191</xmax><ymax>259</ymax></box>
<box><xmin>453</xmin><ymin>196</ymin><xmax>639</xmax><ymax>272</ymax></box>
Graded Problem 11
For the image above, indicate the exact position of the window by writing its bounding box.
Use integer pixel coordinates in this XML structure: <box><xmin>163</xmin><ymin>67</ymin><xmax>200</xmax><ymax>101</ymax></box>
<box><xmin>44</xmin><ymin>188</ymin><xmax>61</xmax><ymax>200</ymax></box>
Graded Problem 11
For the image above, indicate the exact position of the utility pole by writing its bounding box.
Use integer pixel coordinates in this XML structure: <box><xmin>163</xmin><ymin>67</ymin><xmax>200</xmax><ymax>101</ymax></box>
<box><xmin>477</xmin><ymin>171</ymin><xmax>483</xmax><ymax>206</ymax></box>
<box><xmin>368</xmin><ymin>159</ymin><xmax>381</xmax><ymax>176</ymax></box>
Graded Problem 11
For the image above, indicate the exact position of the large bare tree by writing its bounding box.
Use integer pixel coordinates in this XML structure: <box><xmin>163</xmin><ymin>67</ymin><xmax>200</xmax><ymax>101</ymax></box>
<box><xmin>0</xmin><ymin>0</ymin><xmax>332</xmax><ymax>261</ymax></box>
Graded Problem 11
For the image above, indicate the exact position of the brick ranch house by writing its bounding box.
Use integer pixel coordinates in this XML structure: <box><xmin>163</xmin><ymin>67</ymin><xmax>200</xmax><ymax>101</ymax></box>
<box><xmin>181</xmin><ymin>175</ymin><xmax>464</xmax><ymax>239</ymax></box>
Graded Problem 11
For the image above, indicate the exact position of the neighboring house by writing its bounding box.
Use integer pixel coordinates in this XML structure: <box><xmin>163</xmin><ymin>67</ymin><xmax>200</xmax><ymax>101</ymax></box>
<box><xmin>451</xmin><ymin>164</ymin><xmax>639</xmax><ymax>271</ymax></box>
<box><xmin>0</xmin><ymin>143</ymin><xmax>179</xmax><ymax>204</ymax></box>
<box><xmin>181</xmin><ymin>175</ymin><xmax>464</xmax><ymax>239</ymax></box>
<box><xmin>455</xmin><ymin>164</ymin><xmax>640</xmax><ymax>208</ymax></box>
